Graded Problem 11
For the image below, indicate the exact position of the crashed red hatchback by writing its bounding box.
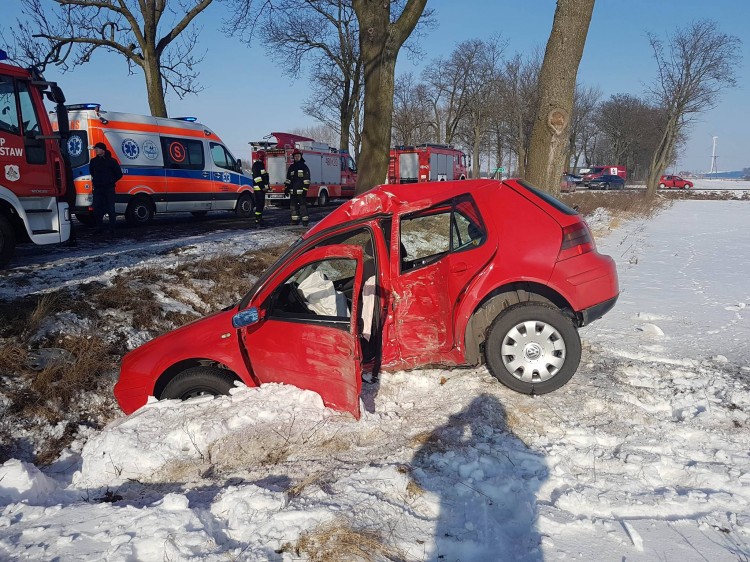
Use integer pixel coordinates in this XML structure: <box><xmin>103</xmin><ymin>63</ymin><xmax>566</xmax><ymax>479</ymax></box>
<box><xmin>115</xmin><ymin>179</ymin><xmax>619</xmax><ymax>418</ymax></box>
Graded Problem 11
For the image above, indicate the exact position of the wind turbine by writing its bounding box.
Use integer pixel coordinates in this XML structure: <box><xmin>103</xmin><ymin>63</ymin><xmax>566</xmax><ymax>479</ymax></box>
<box><xmin>709</xmin><ymin>136</ymin><xmax>718</xmax><ymax>177</ymax></box>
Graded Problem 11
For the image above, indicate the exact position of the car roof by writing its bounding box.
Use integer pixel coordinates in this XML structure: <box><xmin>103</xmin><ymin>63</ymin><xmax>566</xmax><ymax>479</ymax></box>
<box><xmin>304</xmin><ymin>178</ymin><xmax>504</xmax><ymax>239</ymax></box>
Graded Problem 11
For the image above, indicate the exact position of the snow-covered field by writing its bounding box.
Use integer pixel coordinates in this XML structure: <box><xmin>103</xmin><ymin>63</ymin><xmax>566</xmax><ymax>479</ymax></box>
<box><xmin>1</xmin><ymin>198</ymin><xmax>750</xmax><ymax>561</ymax></box>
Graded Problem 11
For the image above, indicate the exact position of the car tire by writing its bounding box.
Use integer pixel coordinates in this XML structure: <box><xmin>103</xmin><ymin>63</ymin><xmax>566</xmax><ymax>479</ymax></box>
<box><xmin>75</xmin><ymin>213</ymin><xmax>96</xmax><ymax>227</ymax></box>
<box><xmin>317</xmin><ymin>189</ymin><xmax>330</xmax><ymax>207</ymax></box>
<box><xmin>0</xmin><ymin>214</ymin><xmax>16</xmax><ymax>269</ymax></box>
<box><xmin>658</xmin><ymin>183</ymin><xmax>666</xmax><ymax>189</ymax></box>
<box><xmin>235</xmin><ymin>192</ymin><xmax>254</xmax><ymax>218</ymax></box>
<box><xmin>125</xmin><ymin>195</ymin><xmax>154</xmax><ymax>225</ymax></box>
<box><xmin>484</xmin><ymin>303</ymin><xmax>581</xmax><ymax>395</ymax></box>
<box><xmin>161</xmin><ymin>366</ymin><xmax>239</xmax><ymax>402</ymax></box>
<box><xmin>603</xmin><ymin>182</ymin><xmax>609</xmax><ymax>190</ymax></box>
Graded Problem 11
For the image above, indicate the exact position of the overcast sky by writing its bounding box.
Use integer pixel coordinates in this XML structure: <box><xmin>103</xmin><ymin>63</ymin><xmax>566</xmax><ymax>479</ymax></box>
<box><xmin>3</xmin><ymin>0</ymin><xmax>748</xmax><ymax>172</ymax></box>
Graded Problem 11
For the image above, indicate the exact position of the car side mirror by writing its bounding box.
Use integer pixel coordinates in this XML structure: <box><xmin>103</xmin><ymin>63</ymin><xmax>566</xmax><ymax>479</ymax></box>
<box><xmin>232</xmin><ymin>307</ymin><xmax>259</xmax><ymax>328</ymax></box>
<box><xmin>235</xmin><ymin>159</ymin><xmax>243</xmax><ymax>173</ymax></box>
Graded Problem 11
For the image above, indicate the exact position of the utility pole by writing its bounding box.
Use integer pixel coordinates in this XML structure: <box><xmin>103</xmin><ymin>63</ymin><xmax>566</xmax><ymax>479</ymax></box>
<box><xmin>709</xmin><ymin>136</ymin><xmax>719</xmax><ymax>178</ymax></box>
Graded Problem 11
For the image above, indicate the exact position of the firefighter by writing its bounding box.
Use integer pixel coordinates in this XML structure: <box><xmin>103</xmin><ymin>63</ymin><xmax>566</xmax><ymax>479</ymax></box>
<box><xmin>284</xmin><ymin>148</ymin><xmax>311</xmax><ymax>226</ymax></box>
<box><xmin>251</xmin><ymin>150</ymin><xmax>269</xmax><ymax>227</ymax></box>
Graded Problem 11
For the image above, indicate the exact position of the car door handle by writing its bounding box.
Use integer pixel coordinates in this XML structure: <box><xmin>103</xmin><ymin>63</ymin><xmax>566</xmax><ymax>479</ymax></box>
<box><xmin>203</xmin><ymin>171</ymin><xmax>209</xmax><ymax>178</ymax></box>
<box><xmin>451</xmin><ymin>263</ymin><xmax>468</xmax><ymax>273</ymax></box>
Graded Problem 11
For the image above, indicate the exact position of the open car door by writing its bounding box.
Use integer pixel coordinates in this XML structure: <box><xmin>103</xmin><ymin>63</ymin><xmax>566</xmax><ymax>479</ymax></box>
<box><xmin>239</xmin><ymin>244</ymin><xmax>364</xmax><ymax>418</ymax></box>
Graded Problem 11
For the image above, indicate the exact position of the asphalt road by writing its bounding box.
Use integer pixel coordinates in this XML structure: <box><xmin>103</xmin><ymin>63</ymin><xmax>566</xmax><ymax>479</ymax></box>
<box><xmin>7</xmin><ymin>201</ymin><xmax>337</xmax><ymax>271</ymax></box>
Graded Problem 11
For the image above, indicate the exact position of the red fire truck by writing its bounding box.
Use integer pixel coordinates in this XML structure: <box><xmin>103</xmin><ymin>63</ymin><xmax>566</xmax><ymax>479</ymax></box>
<box><xmin>388</xmin><ymin>144</ymin><xmax>468</xmax><ymax>184</ymax></box>
<box><xmin>0</xmin><ymin>50</ymin><xmax>72</xmax><ymax>267</ymax></box>
<box><xmin>249</xmin><ymin>132</ymin><xmax>357</xmax><ymax>206</ymax></box>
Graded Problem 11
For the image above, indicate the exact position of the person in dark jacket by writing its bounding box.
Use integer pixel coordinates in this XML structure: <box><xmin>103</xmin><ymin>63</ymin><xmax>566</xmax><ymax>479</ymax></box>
<box><xmin>251</xmin><ymin>151</ymin><xmax>269</xmax><ymax>228</ymax></box>
<box><xmin>89</xmin><ymin>142</ymin><xmax>123</xmax><ymax>236</ymax></box>
<box><xmin>284</xmin><ymin>148</ymin><xmax>310</xmax><ymax>226</ymax></box>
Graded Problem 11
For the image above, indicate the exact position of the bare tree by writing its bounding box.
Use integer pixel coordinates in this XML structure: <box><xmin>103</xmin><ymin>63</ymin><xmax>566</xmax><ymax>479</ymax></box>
<box><xmin>568</xmin><ymin>84</ymin><xmax>600</xmax><ymax>171</ymax></box>
<box><xmin>456</xmin><ymin>39</ymin><xmax>505</xmax><ymax>178</ymax></box>
<box><xmin>498</xmin><ymin>52</ymin><xmax>541</xmax><ymax>177</ymax></box>
<box><xmin>526</xmin><ymin>0</ymin><xmax>595</xmax><ymax>194</ymax></box>
<box><xmin>645</xmin><ymin>21</ymin><xmax>741</xmax><ymax>197</ymax></box>
<box><xmin>392</xmin><ymin>72</ymin><xmax>433</xmax><ymax>146</ymax></box>
<box><xmin>229</xmin><ymin>0</ymin><xmax>362</xmax><ymax>153</ymax></box>
<box><xmin>290</xmin><ymin>124</ymin><xmax>339</xmax><ymax>148</ymax></box>
<box><xmin>593</xmin><ymin>94</ymin><xmax>668</xmax><ymax>181</ymax></box>
<box><xmin>9</xmin><ymin>0</ymin><xmax>213</xmax><ymax>117</ymax></box>
<box><xmin>352</xmin><ymin>0</ymin><xmax>428</xmax><ymax>193</ymax></box>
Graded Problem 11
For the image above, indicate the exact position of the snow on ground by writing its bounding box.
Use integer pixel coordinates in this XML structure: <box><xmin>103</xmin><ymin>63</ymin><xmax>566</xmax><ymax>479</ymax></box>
<box><xmin>2</xmin><ymin>199</ymin><xmax>750</xmax><ymax>560</ymax></box>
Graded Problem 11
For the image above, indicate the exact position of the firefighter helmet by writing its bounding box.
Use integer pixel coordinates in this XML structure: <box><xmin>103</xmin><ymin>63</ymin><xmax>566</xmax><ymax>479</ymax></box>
<box><xmin>256</xmin><ymin>150</ymin><xmax>266</xmax><ymax>159</ymax></box>
<box><xmin>292</xmin><ymin>149</ymin><xmax>302</xmax><ymax>156</ymax></box>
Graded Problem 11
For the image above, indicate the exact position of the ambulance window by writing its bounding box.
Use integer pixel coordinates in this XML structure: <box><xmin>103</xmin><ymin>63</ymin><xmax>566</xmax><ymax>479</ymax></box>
<box><xmin>161</xmin><ymin>137</ymin><xmax>204</xmax><ymax>170</ymax></box>
<box><xmin>0</xmin><ymin>76</ymin><xmax>20</xmax><ymax>135</ymax></box>
<box><xmin>210</xmin><ymin>143</ymin><xmax>236</xmax><ymax>171</ymax></box>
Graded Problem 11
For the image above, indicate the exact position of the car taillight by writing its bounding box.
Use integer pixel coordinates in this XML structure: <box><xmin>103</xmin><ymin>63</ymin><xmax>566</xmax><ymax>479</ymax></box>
<box><xmin>558</xmin><ymin>222</ymin><xmax>595</xmax><ymax>261</ymax></box>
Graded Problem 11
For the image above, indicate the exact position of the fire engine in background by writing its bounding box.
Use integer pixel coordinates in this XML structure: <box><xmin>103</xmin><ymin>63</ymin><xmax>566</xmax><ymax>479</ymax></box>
<box><xmin>249</xmin><ymin>132</ymin><xmax>357</xmax><ymax>206</ymax></box>
<box><xmin>388</xmin><ymin>144</ymin><xmax>468</xmax><ymax>184</ymax></box>
<box><xmin>0</xmin><ymin>49</ymin><xmax>72</xmax><ymax>268</ymax></box>
<box><xmin>51</xmin><ymin>106</ymin><xmax>255</xmax><ymax>225</ymax></box>
<box><xmin>581</xmin><ymin>165</ymin><xmax>627</xmax><ymax>186</ymax></box>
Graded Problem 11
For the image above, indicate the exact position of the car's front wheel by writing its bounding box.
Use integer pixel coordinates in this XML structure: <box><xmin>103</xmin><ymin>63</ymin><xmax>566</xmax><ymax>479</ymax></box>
<box><xmin>658</xmin><ymin>183</ymin><xmax>666</xmax><ymax>189</ymax></box>
<box><xmin>161</xmin><ymin>366</ymin><xmax>239</xmax><ymax>401</ymax></box>
<box><xmin>484</xmin><ymin>303</ymin><xmax>581</xmax><ymax>395</ymax></box>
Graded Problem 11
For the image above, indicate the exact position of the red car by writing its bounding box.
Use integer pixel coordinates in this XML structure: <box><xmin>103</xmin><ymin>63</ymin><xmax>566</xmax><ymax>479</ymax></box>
<box><xmin>659</xmin><ymin>175</ymin><xmax>693</xmax><ymax>189</ymax></box>
<box><xmin>115</xmin><ymin>179</ymin><xmax>619</xmax><ymax>419</ymax></box>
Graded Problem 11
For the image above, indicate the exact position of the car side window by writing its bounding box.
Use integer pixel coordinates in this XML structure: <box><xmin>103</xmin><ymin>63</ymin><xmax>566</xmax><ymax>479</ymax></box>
<box><xmin>400</xmin><ymin>207</ymin><xmax>451</xmax><ymax>272</ymax></box>
<box><xmin>210</xmin><ymin>143</ymin><xmax>236</xmax><ymax>171</ymax></box>
<box><xmin>400</xmin><ymin>195</ymin><xmax>485</xmax><ymax>272</ymax></box>
<box><xmin>161</xmin><ymin>137</ymin><xmax>204</xmax><ymax>170</ymax></box>
<box><xmin>0</xmin><ymin>76</ymin><xmax>20</xmax><ymax>135</ymax></box>
<box><xmin>269</xmin><ymin>258</ymin><xmax>354</xmax><ymax>320</ymax></box>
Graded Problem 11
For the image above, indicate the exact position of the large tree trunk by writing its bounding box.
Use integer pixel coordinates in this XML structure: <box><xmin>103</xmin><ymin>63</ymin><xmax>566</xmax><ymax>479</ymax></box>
<box><xmin>143</xmin><ymin>53</ymin><xmax>168</xmax><ymax>118</ymax></box>
<box><xmin>526</xmin><ymin>0</ymin><xmax>594</xmax><ymax>194</ymax></box>
<box><xmin>352</xmin><ymin>0</ymin><xmax>427</xmax><ymax>195</ymax></box>
<box><xmin>645</xmin><ymin>114</ymin><xmax>679</xmax><ymax>198</ymax></box>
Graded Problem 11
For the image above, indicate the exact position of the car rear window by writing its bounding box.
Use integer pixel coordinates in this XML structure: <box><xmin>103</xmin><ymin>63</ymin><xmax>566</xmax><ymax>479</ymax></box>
<box><xmin>516</xmin><ymin>180</ymin><xmax>578</xmax><ymax>215</ymax></box>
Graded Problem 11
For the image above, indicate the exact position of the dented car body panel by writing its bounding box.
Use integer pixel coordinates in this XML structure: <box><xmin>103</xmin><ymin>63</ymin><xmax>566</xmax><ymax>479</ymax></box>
<box><xmin>115</xmin><ymin>178</ymin><xmax>619</xmax><ymax>417</ymax></box>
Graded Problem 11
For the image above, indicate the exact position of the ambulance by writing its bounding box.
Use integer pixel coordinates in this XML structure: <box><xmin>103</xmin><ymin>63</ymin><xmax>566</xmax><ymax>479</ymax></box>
<box><xmin>51</xmin><ymin>105</ymin><xmax>255</xmax><ymax>225</ymax></box>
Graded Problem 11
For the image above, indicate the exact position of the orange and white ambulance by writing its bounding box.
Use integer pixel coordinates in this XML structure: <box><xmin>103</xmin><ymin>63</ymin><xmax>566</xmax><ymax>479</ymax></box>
<box><xmin>51</xmin><ymin>105</ymin><xmax>255</xmax><ymax>225</ymax></box>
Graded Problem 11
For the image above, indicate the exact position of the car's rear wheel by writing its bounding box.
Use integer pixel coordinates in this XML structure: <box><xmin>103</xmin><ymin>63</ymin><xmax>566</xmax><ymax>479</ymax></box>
<box><xmin>161</xmin><ymin>366</ymin><xmax>239</xmax><ymax>402</ymax></box>
<box><xmin>317</xmin><ymin>189</ymin><xmax>330</xmax><ymax>207</ymax></box>
<box><xmin>484</xmin><ymin>303</ymin><xmax>581</xmax><ymax>395</ymax></box>
<box><xmin>235</xmin><ymin>192</ymin><xmax>254</xmax><ymax>218</ymax></box>
<box><xmin>125</xmin><ymin>195</ymin><xmax>155</xmax><ymax>225</ymax></box>
<box><xmin>658</xmin><ymin>183</ymin><xmax>666</xmax><ymax>189</ymax></box>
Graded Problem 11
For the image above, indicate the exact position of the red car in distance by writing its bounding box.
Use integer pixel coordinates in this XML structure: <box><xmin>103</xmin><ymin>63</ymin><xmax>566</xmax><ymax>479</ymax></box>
<box><xmin>659</xmin><ymin>175</ymin><xmax>694</xmax><ymax>189</ymax></box>
<box><xmin>115</xmin><ymin>179</ymin><xmax>619</xmax><ymax>419</ymax></box>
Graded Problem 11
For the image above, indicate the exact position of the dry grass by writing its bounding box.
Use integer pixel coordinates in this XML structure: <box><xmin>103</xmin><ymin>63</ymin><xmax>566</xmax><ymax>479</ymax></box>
<box><xmin>29</xmin><ymin>334</ymin><xmax>113</xmax><ymax>409</ymax></box>
<box><xmin>0</xmin><ymin>342</ymin><xmax>27</xmax><ymax>375</ymax></box>
<box><xmin>284</xmin><ymin>517</ymin><xmax>408</xmax><ymax>562</ymax></box>
<box><xmin>561</xmin><ymin>191</ymin><xmax>670</xmax><ymax>218</ymax></box>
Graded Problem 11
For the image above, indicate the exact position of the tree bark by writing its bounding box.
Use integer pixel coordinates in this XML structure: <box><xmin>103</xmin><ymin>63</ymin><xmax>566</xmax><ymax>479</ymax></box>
<box><xmin>526</xmin><ymin>0</ymin><xmax>594</xmax><ymax>194</ymax></box>
<box><xmin>352</xmin><ymin>0</ymin><xmax>427</xmax><ymax>194</ymax></box>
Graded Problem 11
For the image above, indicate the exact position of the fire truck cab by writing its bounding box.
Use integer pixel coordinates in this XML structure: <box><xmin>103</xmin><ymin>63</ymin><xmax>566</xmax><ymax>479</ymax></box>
<box><xmin>250</xmin><ymin>132</ymin><xmax>357</xmax><ymax>206</ymax></box>
<box><xmin>388</xmin><ymin>144</ymin><xmax>468</xmax><ymax>184</ymax></box>
<box><xmin>52</xmin><ymin>107</ymin><xmax>256</xmax><ymax>225</ymax></box>
<box><xmin>0</xmin><ymin>50</ymin><xmax>72</xmax><ymax>268</ymax></box>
